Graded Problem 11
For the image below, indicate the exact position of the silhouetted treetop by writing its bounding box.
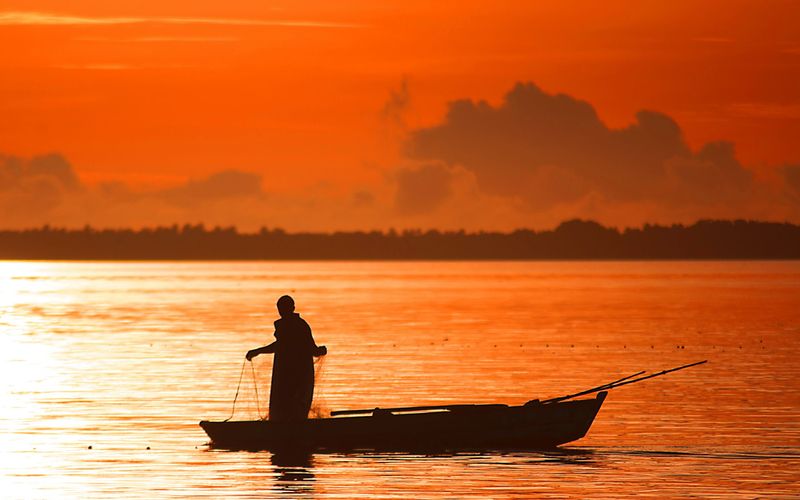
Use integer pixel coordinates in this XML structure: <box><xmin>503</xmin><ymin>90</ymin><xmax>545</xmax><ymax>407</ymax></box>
<box><xmin>0</xmin><ymin>219</ymin><xmax>798</xmax><ymax>260</ymax></box>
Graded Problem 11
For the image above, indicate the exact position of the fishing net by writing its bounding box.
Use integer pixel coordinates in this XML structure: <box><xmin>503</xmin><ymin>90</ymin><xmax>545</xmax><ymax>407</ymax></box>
<box><xmin>226</xmin><ymin>353</ymin><xmax>329</xmax><ymax>421</ymax></box>
<box><xmin>310</xmin><ymin>355</ymin><xmax>330</xmax><ymax>418</ymax></box>
<box><xmin>225</xmin><ymin>356</ymin><xmax>271</xmax><ymax>421</ymax></box>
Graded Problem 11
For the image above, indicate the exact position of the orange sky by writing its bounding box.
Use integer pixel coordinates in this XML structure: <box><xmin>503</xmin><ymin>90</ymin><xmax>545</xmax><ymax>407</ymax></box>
<box><xmin>1</xmin><ymin>1</ymin><xmax>799</xmax><ymax>230</ymax></box>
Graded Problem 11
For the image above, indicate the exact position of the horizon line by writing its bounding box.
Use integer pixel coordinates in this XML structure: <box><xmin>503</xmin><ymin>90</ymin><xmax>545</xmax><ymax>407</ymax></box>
<box><xmin>2</xmin><ymin>218</ymin><xmax>797</xmax><ymax>235</ymax></box>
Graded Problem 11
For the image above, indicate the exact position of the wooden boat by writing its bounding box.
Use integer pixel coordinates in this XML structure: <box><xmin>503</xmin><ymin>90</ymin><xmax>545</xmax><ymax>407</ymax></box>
<box><xmin>199</xmin><ymin>391</ymin><xmax>607</xmax><ymax>451</ymax></box>
<box><xmin>200</xmin><ymin>360</ymin><xmax>707</xmax><ymax>451</ymax></box>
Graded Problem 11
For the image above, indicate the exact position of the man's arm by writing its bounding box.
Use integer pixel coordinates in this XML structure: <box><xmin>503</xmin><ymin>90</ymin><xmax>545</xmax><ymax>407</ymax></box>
<box><xmin>246</xmin><ymin>342</ymin><xmax>277</xmax><ymax>360</ymax></box>
<box><xmin>304</xmin><ymin>322</ymin><xmax>327</xmax><ymax>357</ymax></box>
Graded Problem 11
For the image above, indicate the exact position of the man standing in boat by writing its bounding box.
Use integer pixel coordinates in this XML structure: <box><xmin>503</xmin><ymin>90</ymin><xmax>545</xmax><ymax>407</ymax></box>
<box><xmin>246</xmin><ymin>295</ymin><xmax>327</xmax><ymax>421</ymax></box>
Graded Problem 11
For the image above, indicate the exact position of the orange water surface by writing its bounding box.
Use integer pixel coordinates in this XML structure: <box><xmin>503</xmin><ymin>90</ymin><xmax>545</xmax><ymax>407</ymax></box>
<box><xmin>1</xmin><ymin>261</ymin><xmax>798</xmax><ymax>498</ymax></box>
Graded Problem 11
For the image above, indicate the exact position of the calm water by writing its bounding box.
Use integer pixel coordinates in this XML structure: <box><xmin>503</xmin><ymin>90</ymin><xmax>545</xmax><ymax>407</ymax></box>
<box><xmin>1</xmin><ymin>261</ymin><xmax>799</xmax><ymax>498</ymax></box>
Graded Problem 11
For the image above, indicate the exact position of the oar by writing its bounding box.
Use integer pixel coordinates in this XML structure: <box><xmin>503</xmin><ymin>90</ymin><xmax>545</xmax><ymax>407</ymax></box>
<box><xmin>592</xmin><ymin>359</ymin><xmax>707</xmax><ymax>391</ymax></box>
<box><xmin>331</xmin><ymin>403</ymin><xmax>508</xmax><ymax>417</ymax></box>
<box><xmin>541</xmin><ymin>360</ymin><xmax>707</xmax><ymax>404</ymax></box>
<box><xmin>332</xmin><ymin>361</ymin><xmax>706</xmax><ymax>416</ymax></box>
<box><xmin>538</xmin><ymin>369</ymin><xmax>645</xmax><ymax>405</ymax></box>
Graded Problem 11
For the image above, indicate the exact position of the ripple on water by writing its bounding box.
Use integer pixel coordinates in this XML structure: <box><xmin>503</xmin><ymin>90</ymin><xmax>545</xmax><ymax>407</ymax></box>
<box><xmin>1</xmin><ymin>261</ymin><xmax>799</xmax><ymax>498</ymax></box>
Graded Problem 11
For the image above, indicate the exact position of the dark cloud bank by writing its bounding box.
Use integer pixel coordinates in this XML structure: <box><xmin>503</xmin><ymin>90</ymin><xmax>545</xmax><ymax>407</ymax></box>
<box><xmin>0</xmin><ymin>153</ymin><xmax>275</xmax><ymax>229</ymax></box>
<box><xmin>0</xmin><ymin>154</ymin><xmax>390</xmax><ymax>230</ymax></box>
<box><xmin>397</xmin><ymin>82</ymin><xmax>799</xmax><ymax>226</ymax></box>
<box><xmin>2</xmin><ymin>81</ymin><xmax>798</xmax><ymax>230</ymax></box>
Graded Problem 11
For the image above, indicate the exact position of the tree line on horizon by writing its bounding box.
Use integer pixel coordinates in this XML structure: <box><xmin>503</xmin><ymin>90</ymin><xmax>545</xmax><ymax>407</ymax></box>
<box><xmin>0</xmin><ymin>219</ymin><xmax>798</xmax><ymax>260</ymax></box>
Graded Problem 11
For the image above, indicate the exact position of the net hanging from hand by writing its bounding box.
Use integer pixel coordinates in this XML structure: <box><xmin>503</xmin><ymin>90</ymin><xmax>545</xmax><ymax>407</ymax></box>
<box><xmin>226</xmin><ymin>353</ymin><xmax>328</xmax><ymax>421</ymax></box>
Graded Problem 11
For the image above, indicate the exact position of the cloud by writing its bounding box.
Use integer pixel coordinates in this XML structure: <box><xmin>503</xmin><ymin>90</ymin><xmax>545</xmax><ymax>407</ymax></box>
<box><xmin>0</xmin><ymin>11</ymin><xmax>361</xmax><ymax>28</ymax></box>
<box><xmin>0</xmin><ymin>153</ymin><xmax>393</xmax><ymax>231</ymax></box>
<box><xmin>406</xmin><ymin>82</ymin><xmax>685</xmax><ymax>202</ymax></box>
<box><xmin>0</xmin><ymin>154</ymin><xmax>267</xmax><ymax>228</ymax></box>
<box><xmin>20</xmin><ymin>153</ymin><xmax>82</xmax><ymax>190</ymax></box>
<box><xmin>1</xmin><ymin>153</ymin><xmax>82</xmax><ymax>214</ymax></box>
<box><xmin>352</xmin><ymin>190</ymin><xmax>375</xmax><ymax>207</ymax></box>
<box><xmin>2</xmin><ymin>82</ymin><xmax>798</xmax><ymax>232</ymax></box>
<box><xmin>1</xmin><ymin>153</ymin><xmax>80</xmax><ymax>189</ymax></box>
<box><xmin>664</xmin><ymin>141</ymin><xmax>753</xmax><ymax>204</ymax></box>
<box><xmin>728</xmin><ymin>102</ymin><xmax>800</xmax><ymax>119</ymax></box>
<box><xmin>783</xmin><ymin>165</ymin><xmax>800</xmax><ymax>200</ymax></box>
<box><xmin>403</xmin><ymin>82</ymin><xmax>796</xmax><ymax>223</ymax></box>
<box><xmin>394</xmin><ymin>163</ymin><xmax>455</xmax><ymax>215</ymax></box>
<box><xmin>54</xmin><ymin>64</ymin><xmax>133</xmax><ymax>71</ymax></box>
<box><xmin>75</xmin><ymin>36</ymin><xmax>239</xmax><ymax>43</ymax></box>
<box><xmin>162</xmin><ymin>170</ymin><xmax>264</xmax><ymax>206</ymax></box>
<box><xmin>382</xmin><ymin>78</ymin><xmax>410</xmax><ymax>128</ymax></box>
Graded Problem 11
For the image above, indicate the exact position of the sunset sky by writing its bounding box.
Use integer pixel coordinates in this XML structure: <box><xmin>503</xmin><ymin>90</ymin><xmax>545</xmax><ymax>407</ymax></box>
<box><xmin>1</xmin><ymin>1</ymin><xmax>799</xmax><ymax>231</ymax></box>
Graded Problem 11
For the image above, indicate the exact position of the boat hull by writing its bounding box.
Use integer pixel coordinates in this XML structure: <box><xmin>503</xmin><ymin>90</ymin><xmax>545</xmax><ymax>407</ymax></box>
<box><xmin>199</xmin><ymin>392</ymin><xmax>606</xmax><ymax>451</ymax></box>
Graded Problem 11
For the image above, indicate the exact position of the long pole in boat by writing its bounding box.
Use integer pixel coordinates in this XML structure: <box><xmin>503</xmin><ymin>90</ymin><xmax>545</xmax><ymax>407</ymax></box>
<box><xmin>539</xmin><ymin>360</ymin><xmax>707</xmax><ymax>405</ymax></box>
<box><xmin>332</xmin><ymin>361</ymin><xmax>707</xmax><ymax>416</ymax></box>
<box><xmin>331</xmin><ymin>403</ymin><xmax>508</xmax><ymax>417</ymax></box>
<box><xmin>534</xmin><ymin>369</ymin><xmax>645</xmax><ymax>405</ymax></box>
<box><xmin>333</xmin><ymin>371</ymin><xmax>647</xmax><ymax>416</ymax></box>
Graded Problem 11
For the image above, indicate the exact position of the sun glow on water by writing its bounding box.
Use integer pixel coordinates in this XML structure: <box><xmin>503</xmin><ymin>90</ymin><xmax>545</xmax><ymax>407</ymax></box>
<box><xmin>0</xmin><ymin>262</ymin><xmax>62</xmax><ymax>422</ymax></box>
<box><xmin>0</xmin><ymin>262</ymin><xmax>78</xmax><ymax>496</ymax></box>
<box><xmin>0</xmin><ymin>261</ymin><xmax>798</xmax><ymax>498</ymax></box>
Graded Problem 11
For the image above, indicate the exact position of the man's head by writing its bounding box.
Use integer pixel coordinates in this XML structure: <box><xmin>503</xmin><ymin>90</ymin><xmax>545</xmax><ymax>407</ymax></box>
<box><xmin>277</xmin><ymin>295</ymin><xmax>295</xmax><ymax>318</ymax></box>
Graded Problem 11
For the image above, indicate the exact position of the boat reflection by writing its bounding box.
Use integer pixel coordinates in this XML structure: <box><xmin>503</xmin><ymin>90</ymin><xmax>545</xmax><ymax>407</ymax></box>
<box><xmin>270</xmin><ymin>451</ymin><xmax>315</xmax><ymax>495</ymax></box>
<box><xmin>534</xmin><ymin>447</ymin><xmax>596</xmax><ymax>465</ymax></box>
<box><xmin>207</xmin><ymin>447</ymin><xmax>599</xmax><ymax>497</ymax></box>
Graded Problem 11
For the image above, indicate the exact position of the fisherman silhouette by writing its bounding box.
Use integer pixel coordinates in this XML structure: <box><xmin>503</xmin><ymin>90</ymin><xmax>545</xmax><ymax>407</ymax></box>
<box><xmin>246</xmin><ymin>295</ymin><xmax>327</xmax><ymax>421</ymax></box>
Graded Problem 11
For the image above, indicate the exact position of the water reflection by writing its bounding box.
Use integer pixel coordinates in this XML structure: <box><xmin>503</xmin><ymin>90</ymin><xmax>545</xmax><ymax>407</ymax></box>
<box><xmin>270</xmin><ymin>451</ymin><xmax>315</xmax><ymax>496</ymax></box>
<box><xmin>2</xmin><ymin>261</ymin><xmax>799</xmax><ymax>498</ymax></box>
<box><xmin>231</xmin><ymin>448</ymin><xmax>598</xmax><ymax>497</ymax></box>
<box><xmin>538</xmin><ymin>447</ymin><xmax>596</xmax><ymax>465</ymax></box>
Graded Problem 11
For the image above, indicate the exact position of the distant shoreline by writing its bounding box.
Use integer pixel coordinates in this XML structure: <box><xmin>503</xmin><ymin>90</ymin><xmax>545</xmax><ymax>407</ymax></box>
<box><xmin>2</xmin><ymin>219</ymin><xmax>799</xmax><ymax>260</ymax></box>
<box><xmin>2</xmin><ymin>257</ymin><xmax>800</xmax><ymax>262</ymax></box>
